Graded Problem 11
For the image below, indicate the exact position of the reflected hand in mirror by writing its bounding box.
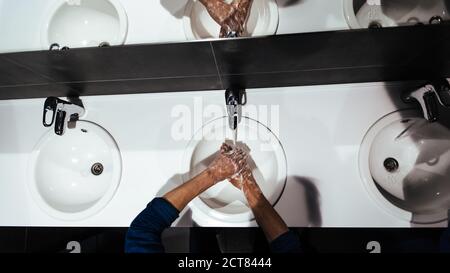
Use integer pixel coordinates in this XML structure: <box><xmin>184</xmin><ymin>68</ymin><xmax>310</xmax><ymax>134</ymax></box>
<box><xmin>199</xmin><ymin>0</ymin><xmax>253</xmax><ymax>37</ymax></box>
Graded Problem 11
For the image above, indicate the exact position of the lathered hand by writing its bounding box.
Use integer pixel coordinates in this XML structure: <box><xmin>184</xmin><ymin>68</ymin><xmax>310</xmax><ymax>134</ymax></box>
<box><xmin>228</xmin><ymin>165</ymin><xmax>262</xmax><ymax>199</ymax></box>
<box><xmin>199</xmin><ymin>0</ymin><xmax>253</xmax><ymax>38</ymax></box>
<box><xmin>228</xmin><ymin>164</ymin><xmax>251</xmax><ymax>189</ymax></box>
<box><xmin>207</xmin><ymin>142</ymin><xmax>248</xmax><ymax>183</ymax></box>
<box><xmin>220</xmin><ymin>0</ymin><xmax>253</xmax><ymax>37</ymax></box>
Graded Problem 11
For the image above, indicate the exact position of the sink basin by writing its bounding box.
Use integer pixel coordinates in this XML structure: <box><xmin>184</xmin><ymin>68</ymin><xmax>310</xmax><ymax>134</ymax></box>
<box><xmin>183</xmin><ymin>0</ymin><xmax>279</xmax><ymax>40</ymax></box>
<box><xmin>182</xmin><ymin>116</ymin><xmax>287</xmax><ymax>224</ymax></box>
<box><xmin>41</xmin><ymin>0</ymin><xmax>128</xmax><ymax>49</ymax></box>
<box><xmin>359</xmin><ymin>110</ymin><xmax>450</xmax><ymax>224</ymax></box>
<box><xmin>344</xmin><ymin>0</ymin><xmax>450</xmax><ymax>29</ymax></box>
<box><xmin>28</xmin><ymin>120</ymin><xmax>122</xmax><ymax>220</ymax></box>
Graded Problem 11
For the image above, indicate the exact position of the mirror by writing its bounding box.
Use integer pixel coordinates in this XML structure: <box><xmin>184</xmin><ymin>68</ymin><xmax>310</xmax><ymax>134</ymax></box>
<box><xmin>0</xmin><ymin>0</ymin><xmax>449</xmax><ymax>53</ymax></box>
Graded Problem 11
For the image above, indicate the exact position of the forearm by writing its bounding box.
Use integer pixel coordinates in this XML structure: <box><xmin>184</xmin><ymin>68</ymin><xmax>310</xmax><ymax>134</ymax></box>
<box><xmin>243</xmin><ymin>182</ymin><xmax>289</xmax><ymax>243</ymax></box>
<box><xmin>163</xmin><ymin>169</ymin><xmax>215</xmax><ymax>211</ymax></box>
<box><xmin>126</xmin><ymin>170</ymin><xmax>215</xmax><ymax>253</ymax></box>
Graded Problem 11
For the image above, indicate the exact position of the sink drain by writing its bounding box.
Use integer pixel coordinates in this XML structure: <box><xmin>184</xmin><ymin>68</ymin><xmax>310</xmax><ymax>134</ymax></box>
<box><xmin>91</xmin><ymin>163</ymin><xmax>104</xmax><ymax>176</ymax></box>
<box><xmin>359</xmin><ymin>109</ymin><xmax>450</xmax><ymax>224</ymax></box>
<box><xmin>383</xmin><ymin>157</ymin><xmax>399</xmax><ymax>173</ymax></box>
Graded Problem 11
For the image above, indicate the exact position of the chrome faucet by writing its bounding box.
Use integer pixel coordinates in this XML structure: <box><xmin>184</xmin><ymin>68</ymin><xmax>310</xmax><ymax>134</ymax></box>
<box><xmin>225</xmin><ymin>30</ymin><xmax>238</xmax><ymax>38</ymax></box>
<box><xmin>225</xmin><ymin>88</ymin><xmax>246</xmax><ymax>130</ymax></box>
<box><xmin>42</xmin><ymin>97</ymin><xmax>85</xmax><ymax>136</ymax></box>
<box><xmin>403</xmin><ymin>78</ymin><xmax>450</xmax><ymax>122</ymax></box>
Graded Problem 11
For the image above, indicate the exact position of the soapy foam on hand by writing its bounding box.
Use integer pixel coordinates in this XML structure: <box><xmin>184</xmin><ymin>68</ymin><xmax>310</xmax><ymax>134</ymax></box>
<box><xmin>185</xmin><ymin>117</ymin><xmax>287</xmax><ymax>218</ymax></box>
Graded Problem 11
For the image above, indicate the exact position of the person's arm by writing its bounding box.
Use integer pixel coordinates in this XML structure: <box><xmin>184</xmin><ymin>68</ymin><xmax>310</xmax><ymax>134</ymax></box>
<box><xmin>243</xmin><ymin>179</ymin><xmax>289</xmax><ymax>242</ymax></box>
<box><xmin>162</xmin><ymin>169</ymin><xmax>215</xmax><ymax>211</ymax></box>
<box><xmin>125</xmin><ymin>143</ymin><xmax>247</xmax><ymax>253</ymax></box>
<box><xmin>125</xmin><ymin>197</ymin><xmax>179</xmax><ymax>253</ymax></box>
<box><xmin>440</xmin><ymin>210</ymin><xmax>450</xmax><ymax>252</ymax></box>
<box><xmin>125</xmin><ymin>170</ymin><xmax>215</xmax><ymax>253</ymax></box>
<box><xmin>230</xmin><ymin>168</ymin><xmax>302</xmax><ymax>253</ymax></box>
<box><xmin>164</xmin><ymin>143</ymin><xmax>247</xmax><ymax>211</ymax></box>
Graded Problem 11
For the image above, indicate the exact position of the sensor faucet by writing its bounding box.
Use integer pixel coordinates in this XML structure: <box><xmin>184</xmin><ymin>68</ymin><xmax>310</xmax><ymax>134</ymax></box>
<box><xmin>403</xmin><ymin>78</ymin><xmax>450</xmax><ymax>122</ymax></box>
<box><xmin>42</xmin><ymin>97</ymin><xmax>85</xmax><ymax>136</ymax></box>
<box><xmin>225</xmin><ymin>88</ymin><xmax>246</xmax><ymax>130</ymax></box>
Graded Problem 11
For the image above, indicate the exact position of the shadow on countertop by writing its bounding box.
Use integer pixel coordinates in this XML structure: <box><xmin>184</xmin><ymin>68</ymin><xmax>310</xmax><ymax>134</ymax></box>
<box><xmin>289</xmin><ymin>176</ymin><xmax>322</xmax><ymax>227</ymax></box>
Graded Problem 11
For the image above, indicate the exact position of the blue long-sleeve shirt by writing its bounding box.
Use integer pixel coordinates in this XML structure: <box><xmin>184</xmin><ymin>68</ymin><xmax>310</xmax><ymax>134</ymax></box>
<box><xmin>125</xmin><ymin>197</ymin><xmax>302</xmax><ymax>253</ymax></box>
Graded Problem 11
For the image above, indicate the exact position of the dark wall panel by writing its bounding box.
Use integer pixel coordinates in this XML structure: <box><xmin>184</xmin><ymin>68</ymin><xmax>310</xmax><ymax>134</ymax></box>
<box><xmin>4</xmin><ymin>42</ymin><xmax>219</xmax><ymax>83</ymax></box>
<box><xmin>0</xmin><ymin>227</ymin><xmax>448</xmax><ymax>253</ymax></box>
<box><xmin>0</xmin><ymin>227</ymin><xmax>26</xmax><ymax>253</ymax></box>
<box><xmin>0</xmin><ymin>25</ymin><xmax>449</xmax><ymax>100</ymax></box>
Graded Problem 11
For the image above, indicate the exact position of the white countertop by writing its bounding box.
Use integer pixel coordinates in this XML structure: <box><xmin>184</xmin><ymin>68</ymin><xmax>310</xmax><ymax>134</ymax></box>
<box><xmin>0</xmin><ymin>81</ymin><xmax>438</xmax><ymax>227</ymax></box>
<box><xmin>1</xmin><ymin>1</ymin><xmax>448</xmax><ymax>228</ymax></box>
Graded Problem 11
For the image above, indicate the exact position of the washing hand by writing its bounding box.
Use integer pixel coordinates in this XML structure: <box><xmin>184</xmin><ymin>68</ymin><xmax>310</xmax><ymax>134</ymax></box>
<box><xmin>199</xmin><ymin>0</ymin><xmax>253</xmax><ymax>38</ymax></box>
<box><xmin>228</xmin><ymin>164</ymin><xmax>251</xmax><ymax>189</ymax></box>
<box><xmin>207</xmin><ymin>142</ymin><xmax>248</xmax><ymax>183</ymax></box>
<box><xmin>219</xmin><ymin>0</ymin><xmax>253</xmax><ymax>38</ymax></box>
<box><xmin>229</xmin><ymin>163</ymin><xmax>263</xmax><ymax>199</ymax></box>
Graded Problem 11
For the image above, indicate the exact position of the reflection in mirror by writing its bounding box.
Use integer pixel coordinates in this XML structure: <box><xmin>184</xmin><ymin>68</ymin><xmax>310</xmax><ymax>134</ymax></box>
<box><xmin>182</xmin><ymin>0</ymin><xmax>278</xmax><ymax>40</ymax></box>
<box><xmin>0</xmin><ymin>0</ymin><xmax>449</xmax><ymax>53</ymax></box>
<box><xmin>344</xmin><ymin>0</ymin><xmax>450</xmax><ymax>29</ymax></box>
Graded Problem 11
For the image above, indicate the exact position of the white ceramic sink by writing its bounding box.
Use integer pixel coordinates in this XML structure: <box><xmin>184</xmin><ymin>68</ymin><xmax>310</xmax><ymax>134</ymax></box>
<box><xmin>359</xmin><ymin>110</ymin><xmax>450</xmax><ymax>224</ymax></box>
<box><xmin>28</xmin><ymin>120</ymin><xmax>122</xmax><ymax>220</ymax></box>
<box><xmin>41</xmin><ymin>0</ymin><xmax>128</xmax><ymax>49</ymax></box>
<box><xmin>182</xmin><ymin>116</ymin><xmax>287</xmax><ymax>224</ymax></box>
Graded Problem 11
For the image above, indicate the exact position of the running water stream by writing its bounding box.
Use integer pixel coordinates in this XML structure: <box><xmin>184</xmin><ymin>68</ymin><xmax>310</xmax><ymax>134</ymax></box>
<box><xmin>232</xmin><ymin>126</ymin><xmax>238</xmax><ymax>145</ymax></box>
<box><xmin>231</xmin><ymin>114</ymin><xmax>239</xmax><ymax>146</ymax></box>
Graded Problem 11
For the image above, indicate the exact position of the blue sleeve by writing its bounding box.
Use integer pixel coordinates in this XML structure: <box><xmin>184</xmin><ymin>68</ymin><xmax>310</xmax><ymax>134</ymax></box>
<box><xmin>440</xmin><ymin>228</ymin><xmax>450</xmax><ymax>253</ymax></box>
<box><xmin>125</xmin><ymin>197</ymin><xmax>179</xmax><ymax>253</ymax></box>
<box><xmin>269</xmin><ymin>230</ymin><xmax>302</xmax><ymax>253</ymax></box>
